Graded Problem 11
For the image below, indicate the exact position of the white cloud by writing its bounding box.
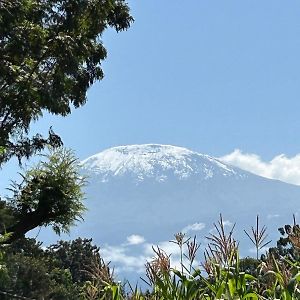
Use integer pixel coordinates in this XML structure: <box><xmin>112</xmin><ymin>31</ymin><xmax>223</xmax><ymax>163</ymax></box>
<box><xmin>267</xmin><ymin>214</ymin><xmax>280</xmax><ymax>219</ymax></box>
<box><xmin>144</xmin><ymin>240</ymin><xmax>182</xmax><ymax>257</ymax></box>
<box><xmin>220</xmin><ymin>149</ymin><xmax>300</xmax><ymax>186</ymax></box>
<box><xmin>100</xmin><ymin>235</ymin><xmax>147</xmax><ymax>273</ymax></box>
<box><xmin>223</xmin><ymin>220</ymin><xmax>234</xmax><ymax>227</ymax></box>
<box><xmin>126</xmin><ymin>234</ymin><xmax>146</xmax><ymax>245</ymax></box>
<box><xmin>101</xmin><ymin>239</ymin><xmax>185</xmax><ymax>275</ymax></box>
<box><xmin>101</xmin><ymin>235</ymin><xmax>204</xmax><ymax>276</ymax></box>
<box><xmin>101</xmin><ymin>245</ymin><xmax>147</xmax><ymax>273</ymax></box>
<box><xmin>182</xmin><ymin>222</ymin><xmax>205</xmax><ymax>233</ymax></box>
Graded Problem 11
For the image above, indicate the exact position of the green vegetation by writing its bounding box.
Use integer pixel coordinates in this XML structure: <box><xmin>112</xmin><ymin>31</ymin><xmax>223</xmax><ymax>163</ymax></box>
<box><xmin>0</xmin><ymin>0</ymin><xmax>133</xmax><ymax>164</ymax></box>
<box><xmin>0</xmin><ymin>0</ymin><xmax>133</xmax><ymax>297</ymax></box>
<box><xmin>0</xmin><ymin>0</ymin><xmax>133</xmax><ymax>242</ymax></box>
<box><xmin>2</xmin><ymin>149</ymin><xmax>86</xmax><ymax>244</ymax></box>
<box><xmin>0</xmin><ymin>237</ymin><xmax>114</xmax><ymax>299</ymax></box>
<box><xmin>2</xmin><ymin>1</ymin><xmax>300</xmax><ymax>299</ymax></box>
<box><xmin>1</xmin><ymin>216</ymin><xmax>300</xmax><ymax>299</ymax></box>
<box><xmin>99</xmin><ymin>216</ymin><xmax>300</xmax><ymax>300</ymax></box>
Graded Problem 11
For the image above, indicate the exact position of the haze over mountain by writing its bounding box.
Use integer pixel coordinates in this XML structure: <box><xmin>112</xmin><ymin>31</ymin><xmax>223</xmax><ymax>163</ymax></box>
<box><xmin>38</xmin><ymin>144</ymin><xmax>300</xmax><ymax>278</ymax></box>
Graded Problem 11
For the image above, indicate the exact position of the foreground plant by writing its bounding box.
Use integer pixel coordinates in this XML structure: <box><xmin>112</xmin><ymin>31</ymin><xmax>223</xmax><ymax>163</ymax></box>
<box><xmin>244</xmin><ymin>215</ymin><xmax>271</xmax><ymax>261</ymax></box>
<box><xmin>1</xmin><ymin>148</ymin><xmax>86</xmax><ymax>244</ymax></box>
<box><xmin>200</xmin><ymin>215</ymin><xmax>258</xmax><ymax>299</ymax></box>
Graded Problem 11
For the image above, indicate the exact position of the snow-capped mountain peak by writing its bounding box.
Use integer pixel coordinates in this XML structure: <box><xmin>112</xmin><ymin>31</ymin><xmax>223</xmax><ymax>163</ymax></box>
<box><xmin>81</xmin><ymin>144</ymin><xmax>240</xmax><ymax>182</ymax></box>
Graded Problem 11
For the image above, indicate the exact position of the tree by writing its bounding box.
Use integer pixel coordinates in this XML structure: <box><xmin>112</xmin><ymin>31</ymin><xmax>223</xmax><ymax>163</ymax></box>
<box><xmin>1</xmin><ymin>149</ymin><xmax>86</xmax><ymax>244</ymax></box>
<box><xmin>47</xmin><ymin>237</ymin><xmax>106</xmax><ymax>284</ymax></box>
<box><xmin>0</xmin><ymin>237</ymin><xmax>113</xmax><ymax>299</ymax></box>
<box><xmin>0</xmin><ymin>0</ymin><xmax>133</xmax><ymax>164</ymax></box>
<box><xmin>268</xmin><ymin>216</ymin><xmax>300</xmax><ymax>261</ymax></box>
<box><xmin>2</xmin><ymin>229</ymin><xmax>115</xmax><ymax>299</ymax></box>
<box><xmin>0</xmin><ymin>0</ymin><xmax>133</xmax><ymax>242</ymax></box>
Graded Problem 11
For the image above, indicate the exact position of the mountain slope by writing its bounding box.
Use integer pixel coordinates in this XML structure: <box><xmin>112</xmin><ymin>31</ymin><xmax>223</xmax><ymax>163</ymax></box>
<box><xmin>79</xmin><ymin>144</ymin><xmax>300</xmax><ymax>240</ymax></box>
<box><xmin>37</xmin><ymin>144</ymin><xmax>300</xmax><ymax>279</ymax></box>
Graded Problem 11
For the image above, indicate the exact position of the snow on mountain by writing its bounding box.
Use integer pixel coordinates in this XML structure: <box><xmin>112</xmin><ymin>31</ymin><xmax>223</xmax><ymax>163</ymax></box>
<box><xmin>81</xmin><ymin>144</ymin><xmax>242</xmax><ymax>182</ymax></box>
<box><xmin>36</xmin><ymin>144</ymin><xmax>300</xmax><ymax>282</ymax></box>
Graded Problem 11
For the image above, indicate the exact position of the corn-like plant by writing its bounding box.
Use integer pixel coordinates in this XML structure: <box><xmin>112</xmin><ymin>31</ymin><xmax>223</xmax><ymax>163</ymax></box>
<box><xmin>244</xmin><ymin>215</ymin><xmax>271</xmax><ymax>260</ymax></box>
<box><xmin>142</xmin><ymin>239</ymin><xmax>205</xmax><ymax>300</ymax></box>
<box><xmin>202</xmin><ymin>215</ymin><xmax>258</xmax><ymax>299</ymax></box>
<box><xmin>205</xmin><ymin>214</ymin><xmax>238</xmax><ymax>269</ymax></box>
<box><xmin>82</xmin><ymin>215</ymin><xmax>300</xmax><ymax>300</ymax></box>
<box><xmin>80</xmin><ymin>255</ymin><xmax>116</xmax><ymax>300</ymax></box>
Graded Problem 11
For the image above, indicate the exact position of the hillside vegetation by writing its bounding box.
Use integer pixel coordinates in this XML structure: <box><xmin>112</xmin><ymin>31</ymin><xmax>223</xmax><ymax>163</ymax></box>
<box><xmin>1</xmin><ymin>215</ymin><xmax>300</xmax><ymax>299</ymax></box>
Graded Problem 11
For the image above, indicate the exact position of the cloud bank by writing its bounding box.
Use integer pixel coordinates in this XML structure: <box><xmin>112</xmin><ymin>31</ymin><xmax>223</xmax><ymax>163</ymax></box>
<box><xmin>126</xmin><ymin>234</ymin><xmax>146</xmax><ymax>245</ymax></box>
<box><xmin>101</xmin><ymin>222</ymin><xmax>206</xmax><ymax>274</ymax></box>
<box><xmin>182</xmin><ymin>222</ymin><xmax>205</xmax><ymax>233</ymax></box>
<box><xmin>101</xmin><ymin>245</ymin><xmax>147</xmax><ymax>273</ymax></box>
<box><xmin>220</xmin><ymin>149</ymin><xmax>300</xmax><ymax>186</ymax></box>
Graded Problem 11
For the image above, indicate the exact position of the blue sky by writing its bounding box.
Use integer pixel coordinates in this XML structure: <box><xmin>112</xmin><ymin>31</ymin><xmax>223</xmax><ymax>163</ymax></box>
<box><xmin>35</xmin><ymin>1</ymin><xmax>300</xmax><ymax>160</ymax></box>
<box><xmin>2</xmin><ymin>0</ymin><xmax>300</xmax><ymax>188</ymax></box>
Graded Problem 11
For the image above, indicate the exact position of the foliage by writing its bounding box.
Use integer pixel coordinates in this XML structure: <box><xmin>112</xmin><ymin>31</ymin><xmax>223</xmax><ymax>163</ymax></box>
<box><xmin>0</xmin><ymin>0</ymin><xmax>133</xmax><ymax>244</ymax></box>
<box><xmin>4</xmin><ymin>217</ymin><xmax>300</xmax><ymax>299</ymax></box>
<box><xmin>0</xmin><ymin>0</ymin><xmax>133</xmax><ymax>165</ymax></box>
<box><xmin>3</xmin><ymin>253</ymin><xmax>58</xmax><ymax>299</ymax></box>
<box><xmin>99</xmin><ymin>216</ymin><xmax>300</xmax><ymax>300</ymax></box>
<box><xmin>47</xmin><ymin>237</ymin><xmax>108</xmax><ymax>284</ymax></box>
<box><xmin>0</xmin><ymin>237</ymin><xmax>113</xmax><ymax>300</ymax></box>
<box><xmin>0</xmin><ymin>148</ymin><xmax>86</xmax><ymax>244</ymax></box>
<box><xmin>0</xmin><ymin>1</ymin><xmax>133</xmax><ymax>297</ymax></box>
<box><xmin>268</xmin><ymin>215</ymin><xmax>300</xmax><ymax>261</ymax></box>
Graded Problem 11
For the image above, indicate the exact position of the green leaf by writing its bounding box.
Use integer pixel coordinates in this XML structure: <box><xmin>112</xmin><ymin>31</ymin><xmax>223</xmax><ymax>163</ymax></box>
<box><xmin>242</xmin><ymin>292</ymin><xmax>259</xmax><ymax>299</ymax></box>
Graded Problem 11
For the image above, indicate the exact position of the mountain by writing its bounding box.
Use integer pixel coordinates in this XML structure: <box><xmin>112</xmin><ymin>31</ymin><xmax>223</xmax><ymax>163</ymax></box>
<box><xmin>37</xmin><ymin>144</ymin><xmax>300</xmax><ymax>279</ymax></box>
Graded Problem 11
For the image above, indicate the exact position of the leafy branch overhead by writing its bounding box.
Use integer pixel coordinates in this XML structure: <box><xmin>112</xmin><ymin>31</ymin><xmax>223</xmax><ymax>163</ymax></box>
<box><xmin>0</xmin><ymin>0</ymin><xmax>133</xmax><ymax>164</ymax></box>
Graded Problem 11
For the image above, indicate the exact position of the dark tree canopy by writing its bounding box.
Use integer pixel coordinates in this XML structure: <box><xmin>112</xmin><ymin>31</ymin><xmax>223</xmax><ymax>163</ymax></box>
<box><xmin>268</xmin><ymin>217</ymin><xmax>300</xmax><ymax>261</ymax></box>
<box><xmin>47</xmin><ymin>237</ymin><xmax>110</xmax><ymax>284</ymax></box>
<box><xmin>0</xmin><ymin>0</ymin><xmax>133</xmax><ymax>243</ymax></box>
<box><xmin>0</xmin><ymin>237</ymin><xmax>111</xmax><ymax>299</ymax></box>
<box><xmin>0</xmin><ymin>0</ymin><xmax>133</xmax><ymax>164</ymax></box>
